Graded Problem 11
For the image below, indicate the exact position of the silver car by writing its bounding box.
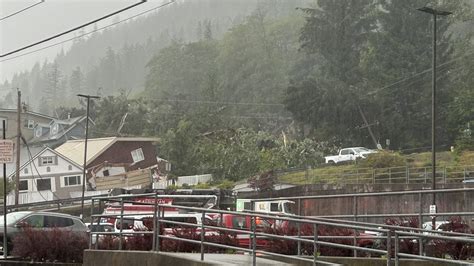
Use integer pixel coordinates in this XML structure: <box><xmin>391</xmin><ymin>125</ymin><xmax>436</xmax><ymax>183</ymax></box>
<box><xmin>0</xmin><ymin>211</ymin><xmax>88</xmax><ymax>254</ymax></box>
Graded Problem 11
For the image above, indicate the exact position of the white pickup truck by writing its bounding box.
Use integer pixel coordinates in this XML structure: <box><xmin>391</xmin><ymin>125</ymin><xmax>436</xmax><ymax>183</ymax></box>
<box><xmin>324</xmin><ymin>147</ymin><xmax>377</xmax><ymax>164</ymax></box>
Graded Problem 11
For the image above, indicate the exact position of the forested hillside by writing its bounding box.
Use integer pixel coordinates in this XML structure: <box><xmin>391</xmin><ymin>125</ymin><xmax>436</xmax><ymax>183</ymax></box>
<box><xmin>1</xmin><ymin>0</ymin><xmax>473</xmax><ymax>182</ymax></box>
<box><xmin>1</xmin><ymin>0</ymin><xmax>309</xmax><ymax>112</ymax></box>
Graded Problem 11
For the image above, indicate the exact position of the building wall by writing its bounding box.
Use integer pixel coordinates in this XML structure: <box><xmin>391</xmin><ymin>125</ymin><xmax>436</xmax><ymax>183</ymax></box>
<box><xmin>88</xmin><ymin>141</ymin><xmax>157</xmax><ymax>172</ymax></box>
<box><xmin>0</xmin><ymin>110</ymin><xmax>54</xmax><ymax>141</ymax></box>
<box><xmin>18</xmin><ymin>149</ymin><xmax>83</xmax><ymax>199</ymax></box>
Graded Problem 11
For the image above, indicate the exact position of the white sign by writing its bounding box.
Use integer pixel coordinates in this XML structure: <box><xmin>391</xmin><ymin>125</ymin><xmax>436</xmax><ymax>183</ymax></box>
<box><xmin>0</xmin><ymin>140</ymin><xmax>14</xmax><ymax>164</ymax></box>
<box><xmin>429</xmin><ymin>204</ymin><xmax>437</xmax><ymax>215</ymax></box>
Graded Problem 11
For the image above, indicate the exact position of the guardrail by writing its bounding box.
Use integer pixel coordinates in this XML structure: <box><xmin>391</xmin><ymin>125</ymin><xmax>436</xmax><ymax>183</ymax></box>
<box><xmin>0</xmin><ymin>193</ymin><xmax>109</xmax><ymax>214</ymax></box>
<box><xmin>89</xmin><ymin>193</ymin><xmax>474</xmax><ymax>266</ymax></box>
<box><xmin>279</xmin><ymin>165</ymin><xmax>474</xmax><ymax>185</ymax></box>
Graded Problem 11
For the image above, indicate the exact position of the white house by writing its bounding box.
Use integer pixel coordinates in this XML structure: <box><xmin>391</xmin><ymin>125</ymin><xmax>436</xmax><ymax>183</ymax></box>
<box><xmin>8</xmin><ymin>147</ymin><xmax>84</xmax><ymax>204</ymax></box>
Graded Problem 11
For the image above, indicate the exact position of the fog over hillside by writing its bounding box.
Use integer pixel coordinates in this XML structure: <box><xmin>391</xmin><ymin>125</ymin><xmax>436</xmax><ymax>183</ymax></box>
<box><xmin>0</xmin><ymin>0</ymin><xmax>309</xmax><ymax>112</ymax></box>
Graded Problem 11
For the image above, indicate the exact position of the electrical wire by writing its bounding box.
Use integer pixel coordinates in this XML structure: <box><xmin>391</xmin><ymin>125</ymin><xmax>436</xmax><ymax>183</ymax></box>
<box><xmin>149</xmin><ymin>98</ymin><xmax>284</xmax><ymax>107</ymax></box>
<box><xmin>0</xmin><ymin>0</ymin><xmax>176</xmax><ymax>63</ymax></box>
<box><xmin>22</xmin><ymin>138</ymin><xmax>60</xmax><ymax>201</ymax></box>
<box><xmin>366</xmin><ymin>48</ymin><xmax>474</xmax><ymax>97</ymax></box>
<box><xmin>0</xmin><ymin>0</ymin><xmax>147</xmax><ymax>58</ymax></box>
<box><xmin>0</xmin><ymin>0</ymin><xmax>44</xmax><ymax>22</ymax></box>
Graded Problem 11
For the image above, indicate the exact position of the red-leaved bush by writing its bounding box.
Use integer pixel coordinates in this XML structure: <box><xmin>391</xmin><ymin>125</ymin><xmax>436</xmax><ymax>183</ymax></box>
<box><xmin>378</xmin><ymin>216</ymin><xmax>473</xmax><ymax>261</ymax></box>
<box><xmin>12</xmin><ymin>227</ymin><xmax>88</xmax><ymax>263</ymax></box>
<box><xmin>100</xmin><ymin>218</ymin><xmax>238</xmax><ymax>253</ymax></box>
<box><xmin>263</xmin><ymin>223</ymin><xmax>354</xmax><ymax>257</ymax></box>
<box><xmin>429</xmin><ymin>216</ymin><xmax>473</xmax><ymax>260</ymax></box>
<box><xmin>380</xmin><ymin>217</ymin><xmax>420</xmax><ymax>256</ymax></box>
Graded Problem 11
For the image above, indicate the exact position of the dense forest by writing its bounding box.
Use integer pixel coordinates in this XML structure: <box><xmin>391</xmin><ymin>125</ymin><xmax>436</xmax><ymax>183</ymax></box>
<box><xmin>1</xmin><ymin>0</ymin><xmax>473</xmax><ymax>181</ymax></box>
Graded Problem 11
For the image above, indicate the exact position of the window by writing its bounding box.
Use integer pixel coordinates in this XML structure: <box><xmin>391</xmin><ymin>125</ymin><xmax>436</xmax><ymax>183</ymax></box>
<box><xmin>39</xmin><ymin>156</ymin><xmax>56</xmax><ymax>166</ymax></box>
<box><xmin>270</xmin><ymin>203</ymin><xmax>279</xmax><ymax>212</ymax></box>
<box><xmin>50</xmin><ymin>123</ymin><xmax>59</xmax><ymax>135</ymax></box>
<box><xmin>68</xmin><ymin>165</ymin><xmax>72</xmax><ymax>171</ymax></box>
<box><xmin>36</xmin><ymin>179</ymin><xmax>51</xmax><ymax>191</ymax></box>
<box><xmin>35</xmin><ymin>127</ymin><xmax>42</xmax><ymax>138</ymax></box>
<box><xmin>131</xmin><ymin>148</ymin><xmax>144</xmax><ymax>163</ymax></box>
<box><xmin>340</xmin><ymin>149</ymin><xmax>349</xmax><ymax>155</ymax></box>
<box><xmin>243</xmin><ymin>202</ymin><xmax>251</xmax><ymax>211</ymax></box>
<box><xmin>116</xmin><ymin>218</ymin><xmax>135</xmax><ymax>230</ymax></box>
<box><xmin>24</xmin><ymin>168</ymin><xmax>28</xmax><ymax>174</ymax></box>
<box><xmin>44</xmin><ymin>216</ymin><xmax>73</xmax><ymax>227</ymax></box>
<box><xmin>46</xmin><ymin>166</ymin><xmax>51</xmax><ymax>172</ymax></box>
<box><xmin>64</xmin><ymin>175</ymin><xmax>81</xmax><ymax>187</ymax></box>
<box><xmin>23</xmin><ymin>215</ymin><xmax>44</xmax><ymax>228</ymax></box>
<box><xmin>19</xmin><ymin>180</ymin><xmax>28</xmax><ymax>191</ymax></box>
<box><xmin>24</xmin><ymin>119</ymin><xmax>35</xmax><ymax>129</ymax></box>
<box><xmin>102</xmin><ymin>170</ymin><xmax>110</xmax><ymax>176</ymax></box>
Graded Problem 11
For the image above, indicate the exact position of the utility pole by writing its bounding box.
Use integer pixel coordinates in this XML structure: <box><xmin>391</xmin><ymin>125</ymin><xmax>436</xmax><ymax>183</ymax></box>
<box><xmin>417</xmin><ymin>6</ymin><xmax>452</xmax><ymax>230</ymax></box>
<box><xmin>357</xmin><ymin>104</ymin><xmax>380</xmax><ymax>149</ymax></box>
<box><xmin>15</xmin><ymin>89</ymin><xmax>21</xmax><ymax>207</ymax></box>
<box><xmin>77</xmin><ymin>94</ymin><xmax>100</xmax><ymax>219</ymax></box>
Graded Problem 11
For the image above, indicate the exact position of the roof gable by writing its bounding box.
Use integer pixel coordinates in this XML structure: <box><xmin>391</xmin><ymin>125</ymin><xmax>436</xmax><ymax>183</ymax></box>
<box><xmin>9</xmin><ymin>147</ymin><xmax>83</xmax><ymax>178</ymax></box>
<box><xmin>54</xmin><ymin>137</ymin><xmax>159</xmax><ymax>166</ymax></box>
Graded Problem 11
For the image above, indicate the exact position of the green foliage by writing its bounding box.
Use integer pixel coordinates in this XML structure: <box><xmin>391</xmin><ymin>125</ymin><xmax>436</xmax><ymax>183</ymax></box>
<box><xmin>160</xmin><ymin>120</ymin><xmax>199</xmax><ymax>176</ymax></box>
<box><xmin>216</xmin><ymin>179</ymin><xmax>235</xmax><ymax>190</ymax></box>
<box><xmin>454</xmin><ymin>133</ymin><xmax>474</xmax><ymax>153</ymax></box>
<box><xmin>358</xmin><ymin>151</ymin><xmax>406</xmax><ymax>169</ymax></box>
<box><xmin>0</xmin><ymin>179</ymin><xmax>13</xmax><ymax>198</ymax></box>
<box><xmin>193</xmin><ymin>182</ymin><xmax>212</xmax><ymax>189</ymax></box>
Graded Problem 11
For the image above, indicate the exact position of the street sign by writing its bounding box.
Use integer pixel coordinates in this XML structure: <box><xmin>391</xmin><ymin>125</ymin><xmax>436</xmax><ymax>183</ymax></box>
<box><xmin>429</xmin><ymin>204</ymin><xmax>437</xmax><ymax>215</ymax></box>
<box><xmin>0</xmin><ymin>140</ymin><xmax>14</xmax><ymax>164</ymax></box>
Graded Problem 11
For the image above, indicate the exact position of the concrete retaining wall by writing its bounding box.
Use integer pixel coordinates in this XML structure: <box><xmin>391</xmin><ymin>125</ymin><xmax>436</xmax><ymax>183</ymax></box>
<box><xmin>241</xmin><ymin>183</ymin><xmax>474</xmax><ymax>226</ymax></box>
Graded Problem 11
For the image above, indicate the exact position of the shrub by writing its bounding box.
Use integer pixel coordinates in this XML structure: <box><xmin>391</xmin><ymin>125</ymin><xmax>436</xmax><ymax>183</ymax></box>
<box><xmin>429</xmin><ymin>216</ymin><xmax>473</xmax><ymax>260</ymax></box>
<box><xmin>12</xmin><ymin>227</ymin><xmax>88</xmax><ymax>263</ymax></box>
<box><xmin>263</xmin><ymin>223</ymin><xmax>354</xmax><ymax>257</ymax></box>
<box><xmin>377</xmin><ymin>217</ymin><xmax>420</xmax><ymax>256</ymax></box>
<box><xmin>358</xmin><ymin>151</ymin><xmax>406</xmax><ymax>168</ymax></box>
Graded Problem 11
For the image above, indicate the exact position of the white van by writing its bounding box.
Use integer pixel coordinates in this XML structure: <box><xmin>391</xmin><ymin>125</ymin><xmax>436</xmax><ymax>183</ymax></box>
<box><xmin>114</xmin><ymin>213</ymin><xmax>213</xmax><ymax>233</ymax></box>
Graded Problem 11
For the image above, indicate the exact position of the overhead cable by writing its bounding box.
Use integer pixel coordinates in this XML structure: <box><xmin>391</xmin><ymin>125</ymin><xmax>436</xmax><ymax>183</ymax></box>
<box><xmin>0</xmin><ymin>0</ymin><xmax>147</xmax><ymax>58</ymax></box>
<box><xmin>0</xmin><ymin>0</ymin><xmax>45</xmax><ymax>22</ymax></box>
<box><xmin>0</xmin><ymin>0</ymin><xmax>175</xmax><ymax>63</ymax></box>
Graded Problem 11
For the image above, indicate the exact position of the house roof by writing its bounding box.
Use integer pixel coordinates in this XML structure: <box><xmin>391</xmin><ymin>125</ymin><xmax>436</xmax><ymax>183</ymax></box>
<box><xmin>0</xmin><ymin>108</ymin><xmax>56</xmax><ymax>120</ymax></box>
<box><xmin>33</xmin><ymin>115</ymin><xmax>95</xmax><ymax>143</ymax></box>
<box><xmin>8</xmin><ymin>146</ymin><xmax>83</xmax><ymax>178</ymax></box>
<box><xmin>55</xmin><ymin>137</ymin><xmax>160</xmax><ymax>166</ymax></box>
<box><xmin>6</xmin><ymin>145</ymin><xmax>44</xmax><ymax>176</ymax></box>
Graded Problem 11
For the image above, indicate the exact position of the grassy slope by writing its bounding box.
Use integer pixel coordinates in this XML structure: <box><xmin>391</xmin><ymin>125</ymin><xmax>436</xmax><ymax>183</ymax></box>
<box><xmin>279</xmin><ymin>151</ymin><xmax>474</xmax><ymax>185</ymax></box>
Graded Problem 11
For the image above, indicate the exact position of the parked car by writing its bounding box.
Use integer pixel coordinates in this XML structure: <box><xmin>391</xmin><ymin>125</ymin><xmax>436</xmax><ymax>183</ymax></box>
<box><xmin>0</xmin><ymin>211</ymin><xmax>88</xmax><ymax>255</ymax></box>
<box><xmin>113</xmin><ymin>213</ymin><xmax>214</xmax><ymax>235</ymax></box>
<box><xmin>213</xmin><ymin>214</ymin><xmax>272</xmax><ymax>249</ymax></box>
<box><xmin>324</xmin><ymin>147</ymin><xmax>377</xmax><ymax>164</ymax></box>
<box><xmin>85</xmin><ymin>222</ymin><xmax>114</xmax><ymax>245</ymax></box>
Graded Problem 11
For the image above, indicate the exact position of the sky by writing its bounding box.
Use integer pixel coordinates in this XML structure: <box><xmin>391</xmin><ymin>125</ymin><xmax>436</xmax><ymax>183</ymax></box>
<box><xmin>0</xmin><ymin>0</ymin><xmax>171</xmax><ymax>82</ymax></box>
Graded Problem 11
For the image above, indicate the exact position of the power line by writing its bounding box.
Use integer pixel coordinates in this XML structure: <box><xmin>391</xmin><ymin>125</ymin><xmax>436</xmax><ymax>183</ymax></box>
<box><xmin>0</xmin><ymin>0</ymin><xmax>45</xmax><ymax>22</ymax></box>
<box><xmin>0</xmin><ymin>0</ymin><xmax>147</xmax><ymax>58</ymax></box>
<box><xmin>150</xmin><ymin>98</ymin><xmax>284</xmax><ymax>107</ymax></box>
<box><xmin>22</xmin><ymin>139</ymin><xmax>61</xmax><ymax>201</ymax></box>
<box><xmin>366</xmin><ymin>48</ymin><xmax>474</xmax><ymax>96</ymax></box>
<box><xmin>0</xmin><ymin>0</ymin><xmax>176</xmax><ymax>63</ymax></box>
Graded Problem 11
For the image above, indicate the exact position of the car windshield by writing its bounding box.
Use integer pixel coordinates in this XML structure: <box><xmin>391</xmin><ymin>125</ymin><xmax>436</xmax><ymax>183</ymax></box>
<box><xmin>353</xmin><ymin>147</ymin><xmax>370</xmax><ymax>153</ymax></box>
<box><xmin>283</xmin><ymin>202</ymin><xmax>296</xmax><ymax>214</ymax></box>
<box><xmin>0</xmin><ymin>212</ymin><xmax>30</xmax><ymax>226</ymax></box>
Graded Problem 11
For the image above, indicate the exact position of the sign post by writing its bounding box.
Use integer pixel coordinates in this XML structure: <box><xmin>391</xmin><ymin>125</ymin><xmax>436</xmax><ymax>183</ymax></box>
<box><xmin>1</xmin><ymin>121</ymin><xmax>14</xmax><ymax>258</ymax></box>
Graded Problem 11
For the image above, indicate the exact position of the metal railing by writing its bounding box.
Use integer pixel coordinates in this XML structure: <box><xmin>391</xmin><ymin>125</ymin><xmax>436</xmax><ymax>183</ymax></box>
<box><xmin>280</xmin><ymin>165</ymin><xmax>474</xmax><ymax>185</ymax></box>
<box><xmin>89</xmin><ymin>192</ymin><xmax>474</xmax><ymax>266</ymax></box>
